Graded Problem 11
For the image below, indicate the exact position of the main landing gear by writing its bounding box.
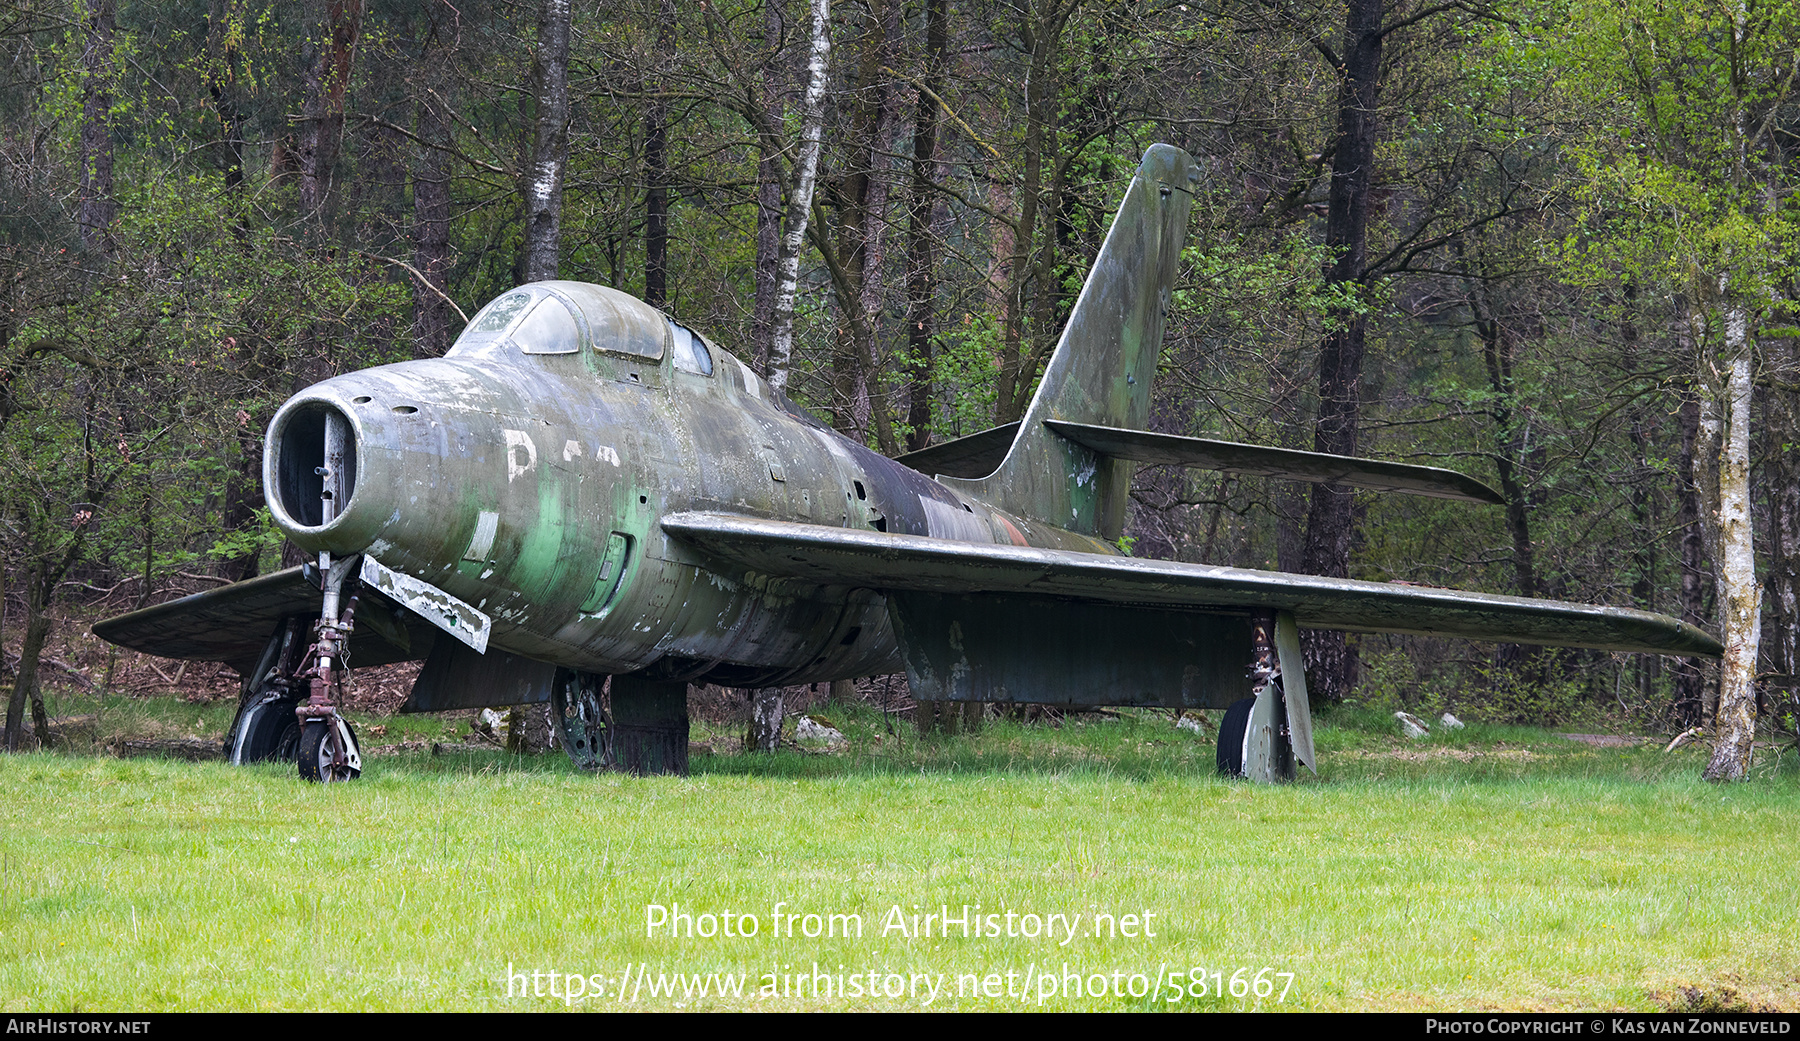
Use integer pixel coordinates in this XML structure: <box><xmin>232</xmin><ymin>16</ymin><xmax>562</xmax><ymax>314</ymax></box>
<box><xmin>1215</xmin><ymin>609</ymin><xmax>1316</xmax><ymax>783</ymax></box>
<box><xmin>550</xmin><ymin>668</ymin><xmax>613</xmax><ymax>771</ymax></box>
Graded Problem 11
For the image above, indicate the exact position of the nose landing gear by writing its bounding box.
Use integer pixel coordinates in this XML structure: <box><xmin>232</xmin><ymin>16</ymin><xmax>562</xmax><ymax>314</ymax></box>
<box><xmin>292</xmin><ymin>552</ymin><xmax>363</xmax><ymax>783</ymax></box>
<box><xmin>226</xmin><ymin>554</ymin><xmax>365</xmax><ymax>782</ymax></box>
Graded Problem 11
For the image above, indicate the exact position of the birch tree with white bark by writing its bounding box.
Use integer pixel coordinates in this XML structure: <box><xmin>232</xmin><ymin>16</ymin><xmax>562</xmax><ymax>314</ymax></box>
<box><xmin>765</xmin><ymin>0</ymin><xmax>832</xmax><ymax>394</ymax></box>
<box><xmin>1550</xmin><ymin>0</ymin><xmax>1800</xmax><ymax>779</ymax></box>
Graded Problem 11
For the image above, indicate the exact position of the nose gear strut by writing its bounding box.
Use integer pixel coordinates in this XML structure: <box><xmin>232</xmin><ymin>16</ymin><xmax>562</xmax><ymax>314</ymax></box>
<box><xmin>295</xmin><ymin>409</ymin><xmax>363</xmax><ymax>782</ymax></box>
<box><xmin>293</xmin><ymin>551</ymin><xmax>363</xmax><ymax>782</ymax></box>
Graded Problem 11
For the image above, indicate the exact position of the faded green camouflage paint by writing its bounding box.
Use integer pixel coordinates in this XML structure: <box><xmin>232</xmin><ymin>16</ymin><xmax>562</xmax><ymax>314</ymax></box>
<box><xmin>266</xmin><ymin>276</ymin><xmax>1092</xmax><ymax>689</ymax></box>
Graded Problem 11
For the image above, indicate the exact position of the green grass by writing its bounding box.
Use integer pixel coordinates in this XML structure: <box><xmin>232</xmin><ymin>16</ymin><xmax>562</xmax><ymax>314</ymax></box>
<box><xmin>3</xmin><ymin>698</ymin><xmax>1797</xmax><ymax>1011</ymax></box>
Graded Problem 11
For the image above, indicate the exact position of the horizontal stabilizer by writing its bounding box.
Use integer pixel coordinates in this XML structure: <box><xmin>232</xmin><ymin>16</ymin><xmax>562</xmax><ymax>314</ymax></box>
<box><xmin>93</xmin><ymin>566</ymin><xmax>439</xmax><ymax>674</ymax></box>
<box><xmin>896</xmin><ymin>420</ymin><xmax>1504</xmax><ymax>503</ymax></box>
<box><xmin>662</xmin><ymin>511</ymin><xmax>1721</xmax><ymax>657</ymax></box>
<box><xmin>1045</xmin><ymin>422</ymin><xmax>1505</xmax><ymax>504</ymax></box>
<box><xmin>894</xmin><ymin>423</ymin><xmax>1020</xmax><ymax>479</ymax></box>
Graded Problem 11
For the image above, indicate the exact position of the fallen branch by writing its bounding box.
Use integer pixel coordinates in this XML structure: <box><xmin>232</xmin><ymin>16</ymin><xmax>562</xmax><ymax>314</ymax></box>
<box><xmin>1665</xmin><ymin>726</ymin><xmax>1705</xmax><ymax>753</ymax></box>
<box><xmin>3</xmin><ymin>652</ymin><xmax>97</xmax><ymax>690</ymax></box>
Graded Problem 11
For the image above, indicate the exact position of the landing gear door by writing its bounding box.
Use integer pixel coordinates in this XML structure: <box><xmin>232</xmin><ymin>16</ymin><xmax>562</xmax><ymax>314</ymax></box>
<box><xmin>1274</xmin><ymin>611</ymin><xmax>1316</xmax><ymax>774</ymax></box>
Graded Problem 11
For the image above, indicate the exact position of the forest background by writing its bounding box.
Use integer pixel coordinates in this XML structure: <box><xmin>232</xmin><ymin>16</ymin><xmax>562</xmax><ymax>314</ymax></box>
<box><xmin>1</xmin><ymin>0</ymin><xmax>1795</xmax><ymax>778</ymax></box>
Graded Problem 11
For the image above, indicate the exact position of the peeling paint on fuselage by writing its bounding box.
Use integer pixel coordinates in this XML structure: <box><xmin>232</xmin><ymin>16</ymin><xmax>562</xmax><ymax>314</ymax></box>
<box><xmin>266</xmin><ymin>281</ymin><xmax>1115</xmax><ymax>688</ymax></box>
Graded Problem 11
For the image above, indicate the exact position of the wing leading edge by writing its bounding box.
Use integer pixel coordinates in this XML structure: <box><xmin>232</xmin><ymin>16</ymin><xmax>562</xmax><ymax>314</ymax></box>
<box><xmin>661</xmin><ymin>511</ymin><xmax>1722</xmax><ymax>657</ymax></box>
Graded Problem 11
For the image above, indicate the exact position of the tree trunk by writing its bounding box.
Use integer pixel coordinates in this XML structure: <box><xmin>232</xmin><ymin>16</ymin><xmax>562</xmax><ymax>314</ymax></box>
<box><xmin>901</xmin><ymin>0</ymin><xmax>947</xmax><ymax>452</ymax></box>
<box><xmin>77</xmin><ymin>0</ymin><xmax>117</xmax><ymax>253</ymax></box>
<box><xmin>825</xmin><ymin>0</ymin><xmax>900</xmax><ymax>451</ymax></box>
<box><xmin>218</xmin><ymin>431</ymin><xmax>264</xmax><ymax>582</ymax></box>
<box><xmin>4</xmin><ymin>581</ymin><xmax>53</xmax><ymax>752</ymax></box>
<box><xmin>1297</xmin><ymin>0</ymin><xmax>1383</xmax><ymax>703</ymax></box>
<box><xmin>520</xmin><ymin>0</ymin><xmax>571</xmax><ymax>283</ymax></box>
<box><xmin>1693</xmin><ymin>315</ymin><xmax>1725</xmax><ymax>729</ymax></box>
<box><xmin>750</xmin><ymin>0</ymin><xmax>789</xmax><ymax>374</ymax></box>
<box><xmin>643</xmin><ymin>0</ymin><xmax>676</xmax><ymax>307</ymax></box>
<box><xmin>411</xmin><ymin>86</ymin><xmax>454</xmax><ymax>357</ymax></box>
<box><xmin>746</xmin><ymin>687</ymin><xmax>785</xmax><ymax>752</ymax></box>
<box><xmin>993</xmin><ymin>3</ymin><xmax>1075</xmax><ymax>424</ymax></box>
<box><xmin>1765</xmin><ymin>378</ymin><xmax>1800</xmax><ymax>721</ymax></box>
<box><xmin>1464</xmin><ymin>264</ymin><xmax>1547</xmax><ymax>681</ymax></box>
<box><xmin>1673</xmin><ymin>393</ymin><xmax>1710</xmax><ymax>726</ymax></box>
<box><xmin>296</xmin><ymin>0</ymin><xmax>364</xmax><ymax>222</ymax></box>
<box><xmin>207</xmin><ymin>0</ymin><xmax>247</xmax><ymax>197</ymax></box>
<box><xmin>1704</xmin><ymin>328</ymin><xmax>1759</xmax><ymax>781</ymax></box>
<box><xmin>1470</xmin><ymin>277</ymin><xmax>1538</xmax><ymax>600</ymax></box>
<box><xmin>766</xmin><ymin>0</ymin><xmax>833</xmax><ymax>395</ymax></box>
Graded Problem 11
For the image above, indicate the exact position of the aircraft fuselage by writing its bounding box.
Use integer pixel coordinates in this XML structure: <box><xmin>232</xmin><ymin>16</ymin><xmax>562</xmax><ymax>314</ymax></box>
<box><xmin>266</xmin><ymin>281</ymin><xmax>1112</xmax><ymax>690</ymax></box>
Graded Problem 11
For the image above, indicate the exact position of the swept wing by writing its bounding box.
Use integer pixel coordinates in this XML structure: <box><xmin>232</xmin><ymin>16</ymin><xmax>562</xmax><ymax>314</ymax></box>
<box><xmin>661</xmin><ymin>511</ymin><xmax>1721</xmax><ymax>657</ymax></box>
<box><xmin>92</xmin><ymin>566</ymin><xmax>439</xmax><ymax>673</ymax></box>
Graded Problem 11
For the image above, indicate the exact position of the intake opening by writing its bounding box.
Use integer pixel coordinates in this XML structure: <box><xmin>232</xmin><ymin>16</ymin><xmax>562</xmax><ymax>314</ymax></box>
<box><xmin>275</xmin><ymin>403</ymin><xmax>358</xmax><ymax>528</ymax></box>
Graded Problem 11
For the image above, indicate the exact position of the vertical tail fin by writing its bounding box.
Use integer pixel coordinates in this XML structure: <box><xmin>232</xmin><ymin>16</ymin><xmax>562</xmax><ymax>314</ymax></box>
<box><xmin>941</xmin><ymin>144</ymin><xmax>1198</xmax><ymax>540</ymax></box>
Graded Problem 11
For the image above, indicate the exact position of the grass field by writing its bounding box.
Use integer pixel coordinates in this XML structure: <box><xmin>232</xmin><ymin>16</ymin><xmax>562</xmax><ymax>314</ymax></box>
<box><xmin>3</xmin><ymin>694</ymin><xmax>1798</xmax><ymax>1011</ymax></box>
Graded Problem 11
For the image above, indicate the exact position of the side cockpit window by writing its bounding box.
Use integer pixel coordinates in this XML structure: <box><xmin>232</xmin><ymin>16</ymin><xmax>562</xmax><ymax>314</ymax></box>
<box><xmin>469</xmin><ymin>291</ymin><xmax>533</xmax><ymax>333</ymax></box>
<box><xmin>669</xmin><ymin>320</ymin><xmax>714</xmax><ymax>376</ymax></box>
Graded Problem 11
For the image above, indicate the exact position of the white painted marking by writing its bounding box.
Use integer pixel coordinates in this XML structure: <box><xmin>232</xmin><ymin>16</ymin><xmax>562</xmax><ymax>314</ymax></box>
<box><xmin>563</xmin><ymin>439</ymin><xmax>582</xmax><ymax>461</ymax></box>
<box><xmin>597</xmin><ymin>444</ymin><xmax>621</xmax><ymax>467</ymax></box>
<box><xmin>464</xmin><ymin>511</ymin><xmax>499</xmax><ymax>561</ymax></box>
<box><xmin>504</xmin><ymin>429</ymin><xmax>538</xmax><ymax>481</ymax></box>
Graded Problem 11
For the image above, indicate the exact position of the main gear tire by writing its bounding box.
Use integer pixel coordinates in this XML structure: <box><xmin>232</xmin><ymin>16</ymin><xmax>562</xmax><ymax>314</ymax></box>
<box><xmin>551</xmin><ymin>669</ymin><xmax>612</xmax><ymax>771</ymax></box>
<box><xmin>1216</xmin><ymin>696</ymin><xmax>1256</xmax><ymax>777</ymax></box>
<box><xmin>231</xmin><ymin>696</ymin><xmax>301</xmax><ymax>765</ymax></box>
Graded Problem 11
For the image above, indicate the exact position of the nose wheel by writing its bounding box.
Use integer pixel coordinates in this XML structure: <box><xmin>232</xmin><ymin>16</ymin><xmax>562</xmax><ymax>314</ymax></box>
<box><xmin>298</xmin><ymin>716</ymin><xmax>363</xmax><ymax>782</ymax></box>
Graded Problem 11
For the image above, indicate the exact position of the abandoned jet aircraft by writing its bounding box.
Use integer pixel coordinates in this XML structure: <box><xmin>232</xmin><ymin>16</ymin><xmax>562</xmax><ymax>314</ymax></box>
<box><xmin>94</xmin><ymin>145</ymin><xmax>1721</xmax><ymax>783</ymax></box>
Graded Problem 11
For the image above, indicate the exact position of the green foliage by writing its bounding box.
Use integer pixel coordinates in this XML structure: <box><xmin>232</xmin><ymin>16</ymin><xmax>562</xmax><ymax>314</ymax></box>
<box><xmin>1542</xmin><ymin>0</ymin><xmax>1800</xmax><ymax>309</ymax></box>
<box><xmin>1175</xmin><ymin>231</ymin><xmax>1367</xmax><ymax>339</ymax></box>
<box><xmin>930</xmin><ymin>313</ymin><xmax>1005</xmax><ymax>438</ymax></box>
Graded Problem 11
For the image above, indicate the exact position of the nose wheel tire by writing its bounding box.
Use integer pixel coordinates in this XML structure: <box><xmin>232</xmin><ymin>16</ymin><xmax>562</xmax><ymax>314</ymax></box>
<box><xmin>297</xmin><ymin>717</ymin><xmax>362</xmax><ymax>783</ymax></box>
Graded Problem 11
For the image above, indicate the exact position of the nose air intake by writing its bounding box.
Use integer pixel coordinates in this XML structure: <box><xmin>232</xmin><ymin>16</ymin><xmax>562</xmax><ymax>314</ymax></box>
<box><xmin>273</xmin><ymin>402</ymin><xmax>358</xmax><ymax>529</ymax></box>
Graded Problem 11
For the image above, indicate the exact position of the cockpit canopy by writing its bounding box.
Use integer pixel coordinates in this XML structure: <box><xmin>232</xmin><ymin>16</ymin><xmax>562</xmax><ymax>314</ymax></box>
<box><xmin>447</xmin><ymin>281</ymin><xmax>672</xmax><ymax>362</ymax></box>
